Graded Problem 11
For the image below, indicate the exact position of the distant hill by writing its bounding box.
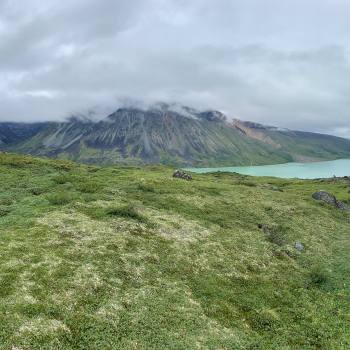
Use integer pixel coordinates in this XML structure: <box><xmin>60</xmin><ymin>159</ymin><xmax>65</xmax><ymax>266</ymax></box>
<box><xmin>1</xmin><ymin>104</ymin><xmax>350</xmax><ymax>166</ymax></box>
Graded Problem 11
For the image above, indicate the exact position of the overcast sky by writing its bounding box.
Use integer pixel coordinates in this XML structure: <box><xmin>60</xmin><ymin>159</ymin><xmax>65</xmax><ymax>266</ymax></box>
<box><xmin>0</xmin><ymin>0</ymin><xmax>349</xmax><ymax>137</ymax></box>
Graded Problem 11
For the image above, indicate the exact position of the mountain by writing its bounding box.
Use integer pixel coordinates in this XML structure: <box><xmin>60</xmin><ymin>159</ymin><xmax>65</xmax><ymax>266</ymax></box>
<box><xmin>1</xmin><ymin>104</ymin><xmax>350</xmax><ymax>166</ymax></box>
<box><xmin>0</xmin><ymin>122</ymin><xmax>46</xmax><ymax>146</ymax></box>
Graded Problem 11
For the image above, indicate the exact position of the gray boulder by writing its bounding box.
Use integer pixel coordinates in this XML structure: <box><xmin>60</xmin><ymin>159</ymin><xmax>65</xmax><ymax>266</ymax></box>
<box><xmin>336</xmin><ymin>201</ymin><xmax>350</xmax><ymax>211</ymax></box>
<box><xmin>312</xmin><ymin>190</ymin><xmax>350</xmax><ymax>211</ymax></box>
<box><xmin>312</xmin><ymin>191</ymin><xmax>338</xmax><ymax>206</ymax></box>
<box><xmin>173</xmin><ymin>170</ymin><xmax>193</xmax><ymax>181</ymax></box>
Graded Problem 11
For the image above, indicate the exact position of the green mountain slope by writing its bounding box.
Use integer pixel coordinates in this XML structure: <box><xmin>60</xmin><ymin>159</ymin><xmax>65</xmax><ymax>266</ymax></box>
<box><xmin>1</xmin><ymin>152</ymin><xmax>350</xmax><ymax>349</ymax></box>
<box><xmin>233</xmin><ymin>119</ymin><xmax>350</xmax><ymax>162</ymax></box>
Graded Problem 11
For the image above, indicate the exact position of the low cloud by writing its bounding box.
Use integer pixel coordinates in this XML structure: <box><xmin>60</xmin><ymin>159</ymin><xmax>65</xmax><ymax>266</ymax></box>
<box><xmin>0</xmin><ymin>0</ymin><xmax>349</xmax><ymax>137</ymax></box>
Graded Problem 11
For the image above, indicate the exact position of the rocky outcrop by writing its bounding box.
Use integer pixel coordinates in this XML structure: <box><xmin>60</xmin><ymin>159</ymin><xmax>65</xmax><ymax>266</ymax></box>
<box><xmin>312</xmin><ymin>191</ymin><xmax>350</xmax><ymax>211</ymax></box>
<box><xmin>312</xmin><ymin>191</ymin><xmax>338</xmax><ymax>206</ymax></box>
<box><xmin>335</xmin><ymin>201</ymin><xmax>350</xmax><ymax>211</ymax></box>
<box><xmin>173</xmin><ymin>170</ymin><xmax>192</xmax><ymax>181</ymax></box>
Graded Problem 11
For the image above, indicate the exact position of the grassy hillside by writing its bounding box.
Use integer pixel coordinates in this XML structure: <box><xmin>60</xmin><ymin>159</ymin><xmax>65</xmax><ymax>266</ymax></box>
<box><xmin>0</xmin><ymin>153</ymin><xmax>350</xmax><ymax>349</ymax></box>
<box><xmin>265</xmin><ymin>130</ymin><xmax>350</xmax><ymax>162</ymax></box>
<box><xmin>233</xmin><ymin>119</ymin><xmax>350</xmax><ymax>163</ymax></box>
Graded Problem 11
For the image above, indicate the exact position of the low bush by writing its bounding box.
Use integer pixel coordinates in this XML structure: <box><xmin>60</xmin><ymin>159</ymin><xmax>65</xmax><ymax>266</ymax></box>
<box><xmin>249</xmin><ymin>309</ymin><xmax>278</xmax><ymax>331</ymax></box>
<box><xmin>75</xmin><ymin>181</ymin><xmax>102</xmax><ymax>193</ymax></box>
<box><xmin>46</xmin><ymin>192</ymin><xmax>74</xmax><ymax>205</ymax></box>
<box><xmin>30</xmin><ymin>187</ymin><xmax>46</xmax><ymax>196</ymax></box>
<box><xmin>52</xmin><ymin>160</ymin><xmax>74</xmax><ymax>171</ymax></box>
<box><xmin>0</xmin><ymin>196</ymin><xmax>13</xmax><ymax>205</ymax></box>
<box><xmin>268</xmin><ymin>229</ymin><xmax>286</xmax><ymax>246</ymax></box>
<box><xmin>0</xmin><ymin>154</ymin><xmax>37</xmax><ymax>167</ymax></box>
<box><xmin>137</xmin><ymin>183</ymin><xmax>155</xmax><ymax>193</ymax></box>
<box><xmin>259</xmin><ymin>224</ymin><xmax>287</xmax><ymax>246</ymax></box>
<box><xmin>106</xmin><ymin>204</ymin><xmax>148</xmax><ymax>223</ymax></box>
<box><xmin>236</xmin><ymin>180</ymin><xmax>257</xmax><ymax>187</ymax></box>
<box><xmin>82</xmin><ymin>193</ymin><xmax>99</xmax><ymax>202</ymax></box>
<box><xmin>308</xmin><ymin>267</ymin><xmax>332</xmax><ymax>289</ymax></box>
<box><xmin>80</xmin><ymin>206</ymin><xmax>106</xmax><ymax>219</ymax></box>
<box><xmin>52</xmin><ymin>174</ymin><xmax>71</xmax><ymax>184</ymax></box>
<box><xmin>0</xmin><ymin>206</ymin><xmax>11</xmax><ymax>217</ymax></box>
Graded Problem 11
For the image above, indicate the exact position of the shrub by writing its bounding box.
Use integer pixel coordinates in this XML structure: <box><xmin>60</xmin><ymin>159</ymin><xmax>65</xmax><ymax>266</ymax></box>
<box><xmin>30</xmin><ymin>187</ymin><xmax>45</xmax><ymax>196</ymax></box>
<box><xmin>236</xmin><ymin>180</ymin><xmax>257</xmax><ymax>187</ymax></box>
<box><xmin>250</xmin><ymin>311</ymin><xmax>275</xmax><ymax>331</ymax></box>
<box><xmin>308</xmin><ymin>267</ymin><xmax>331</xmax><ymax>288</ymax></box>
<box><xmin>137</xmin><ymin>183</ymin><xmax>155</xmax><ymax>193</ymax></box>
<box><xmin>76</xmin><ymin>182</ymin><xmax>102</xmax><ymax>193</ymax></box>
<box><xmin>0</xmin><ymin>206</ymin><xmax>10</xmax><ymax>217</ymax></box>
<box><xmin>82</xmin><ymin>193</ymin><xmax>98</xmax><ymax>202</ymax></box>
<box><xmin>46</xmin><ymin>192</ymin><xmax>74</xmax><ymax>205</ymax></box>
<box><xmin>80</xmin><ymin>206</ymin><xmax>106</xmax><ymax>219</ymax></box>
<box><xmin>52</xmin><ymin>160</ymin><xmax>74</xmax><ymax>171</ymax></box>
<box><xmin>0</xmin><ymin>196</ymin><xmax>13</xmax><ymax>205</ymax></box>
<box><xmin>106</xmin><ymin>204</ymin><xmax>148</xmax><ymax>223</ymax></box>
<box><xmin>52</xmin><ymin>174</ymin><xmax>70</xmax><ymax>184</ymax></box>
<box><xmin>267</xmin><ymin>229</ymin><xmax>286</xmax><ymax>246</ymax></box>
<box><xmin>0</xmin><ymin>155</ymin><xmax>36</xmax><ymax>168</ymax></box>
<box><xmin>88</xmin><ymin>166</ymin><xmax>100</xmax><ymax>173</ymax></box>
<box><xmin>259</xmin><ymin>224</ymin><xmax>286</xmax><ymax>246</ymax></box>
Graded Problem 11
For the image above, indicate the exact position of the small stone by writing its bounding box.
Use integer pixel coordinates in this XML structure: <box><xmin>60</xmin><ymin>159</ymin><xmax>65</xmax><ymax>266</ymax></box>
<box><xmin>295</xmin><ymin>242</ymin><xmax>304</xmax><ymax>252</ymax></box>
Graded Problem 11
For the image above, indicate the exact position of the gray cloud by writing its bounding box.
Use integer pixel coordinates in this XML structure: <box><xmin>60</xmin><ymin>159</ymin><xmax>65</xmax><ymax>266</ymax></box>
<box><xmin>0</xmin><ymin>0</ymin><xmax>349</xmax><ymax>137</ymax></box>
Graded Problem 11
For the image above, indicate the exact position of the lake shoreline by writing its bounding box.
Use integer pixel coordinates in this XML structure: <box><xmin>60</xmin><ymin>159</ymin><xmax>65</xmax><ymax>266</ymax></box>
<box><xmin>185</xmin><ymin>158</ymin><xmax>350</xmax><ymax>179</ymax></box>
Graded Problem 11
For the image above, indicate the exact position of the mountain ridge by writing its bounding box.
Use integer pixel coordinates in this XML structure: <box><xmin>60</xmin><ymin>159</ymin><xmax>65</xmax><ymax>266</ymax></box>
<box><xmin>1</xmin><ymin>105</ymin><xmax>350</xmax><ymax>166</ymax></box>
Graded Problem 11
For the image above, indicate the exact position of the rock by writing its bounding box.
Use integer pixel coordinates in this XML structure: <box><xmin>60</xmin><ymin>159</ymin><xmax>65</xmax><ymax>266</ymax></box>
<box><xmin>312</xmin><ymin>190</ymin><xmax>350</xmax><ymax>211</ymax></box>
<box><xmin>258</xmin><ymin>223</ymin><xmax>269</xmax><ymax>232</ymax></box>
<box><xmin>336</xmin><ymin>201</ymin><xmax>350</xmax><ymax>211</ymax></box>
<box><xmin>173</xmin><ymin>170</ymin><xmax>192</xmax><ymax>181</ymax></box>
<box><xmin>284</xmin><ymin>249</ymin><xmax>294</xmax><ymax>258</ymax></box>
<box><xmin>295</xmin><ymin>242</ymin><xmax>304</xmax><ymax>252</ymax></box>
<box><xmin>312</xmin><ymin>191</ymin><xmax>338</xmax><ymax>206</ymax></box>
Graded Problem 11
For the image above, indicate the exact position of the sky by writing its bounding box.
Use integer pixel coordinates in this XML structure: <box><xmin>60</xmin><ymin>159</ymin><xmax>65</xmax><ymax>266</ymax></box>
<box><xmin>0</xmin><ymin>0</ymin><xmax>349</xmax><ymax>137</ymax></box>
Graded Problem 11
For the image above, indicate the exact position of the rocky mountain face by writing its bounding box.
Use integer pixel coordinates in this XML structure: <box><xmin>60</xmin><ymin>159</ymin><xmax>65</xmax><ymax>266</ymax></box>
<box><xmin>1</xmin><ymin>105</ymin><xmax>350</xmax><ymax>166</ymax></box>
<box><xmin>0</xmin><ymin>122</ymin><xmax>47</xmax><ymax>146</ymax></box>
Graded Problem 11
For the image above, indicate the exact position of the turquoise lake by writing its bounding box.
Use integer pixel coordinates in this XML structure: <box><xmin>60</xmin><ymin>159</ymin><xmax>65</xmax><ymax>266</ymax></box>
<box><xmin>186</xmin><ymin>158</ymin><xmax>350</xmax><ymax>179</ymax></box>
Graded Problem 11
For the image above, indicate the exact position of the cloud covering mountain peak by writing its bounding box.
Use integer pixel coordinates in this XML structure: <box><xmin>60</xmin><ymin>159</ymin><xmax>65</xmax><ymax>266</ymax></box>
<box><xmin>0</xmin><ymin>0</ymin><xmax>349</xmax><ymax>137</ymax></box>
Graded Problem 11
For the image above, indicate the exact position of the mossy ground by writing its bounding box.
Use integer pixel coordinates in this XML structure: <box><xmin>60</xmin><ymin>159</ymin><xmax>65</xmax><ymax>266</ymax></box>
<box><xmin>0</xmin><ymin>153</ymin><xmax>349</xmax><ymax>349</ymax></box>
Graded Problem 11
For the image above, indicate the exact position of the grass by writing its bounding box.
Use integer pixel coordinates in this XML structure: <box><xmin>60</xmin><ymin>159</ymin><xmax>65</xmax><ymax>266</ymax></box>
<box><xmin>75</xmin><ymin>181</ymin><xmax>103</xmax><ymax>193</ymax></box>
<box><xmin>0</xmin><ymin>152</ymin><xmax>350</xmax><ymax>349</ymax></box>
<box><xmin>0</xmin><ymin>206</ymin><xmax>10</xmax><ymax>217</ymax></box>
<box><xmin>105</xmin><ymin>203</ymin><xmax>148</xmax><ymax>223</ymax></box>
<box><xmin>46</xmin><ymin>192</ymin><xmax>75</xmax><ymax>205</ymax></box>
<box><xmin>52</xmin><ymin>174</ymin><xmax>71</xmax><ymax>184</ymax></box>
